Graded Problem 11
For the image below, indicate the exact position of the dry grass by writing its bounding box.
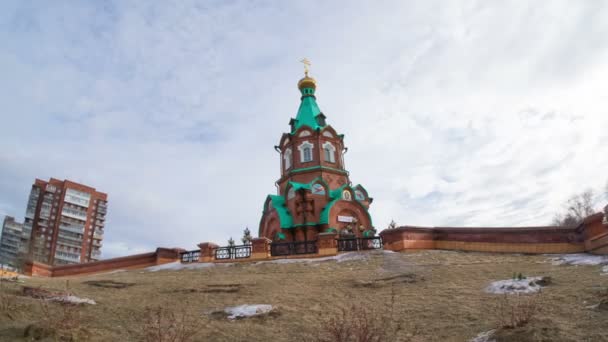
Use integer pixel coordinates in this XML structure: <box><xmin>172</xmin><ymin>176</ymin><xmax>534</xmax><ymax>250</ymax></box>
<box><xmin>135</xmin><ymin>305</ymin><xmax>202</xmax><ymax>342</ymax></box>
<box><xmin>0</xmin><ymin>250</ymin><xmax>607</xmax><ymax>341</ymax></box>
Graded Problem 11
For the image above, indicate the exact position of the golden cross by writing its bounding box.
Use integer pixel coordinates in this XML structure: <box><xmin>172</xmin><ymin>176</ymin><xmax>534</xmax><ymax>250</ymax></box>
<box><xmin>300</xmin><ymin>58</ymin><xmax>311</xmax><ymax>76</ymax></box>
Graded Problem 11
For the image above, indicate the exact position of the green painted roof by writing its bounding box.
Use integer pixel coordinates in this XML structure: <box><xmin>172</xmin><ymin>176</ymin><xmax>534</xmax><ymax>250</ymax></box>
<box><xmin>267</xmin><ymin>195</ymin><xmax>293</xmax><ymax>228</ymax></box>
<box><xmin>287</xmin><ymin>181</ymin><xmax>311</xmax><ymax>191</ymax></box>
<box><xmin>291</xmin><ymin>87</ymin><xmax>326</xmax><ymax>133</ymax></box>
<box><xmin>319</xmin><ymin>185</ymin><xmax>349</xmax><ymax>224</ymax></box>
<box><xmin>320</xmin><ymin>185</ymin><xmax>374</xmax><ymax>227</ymax></box>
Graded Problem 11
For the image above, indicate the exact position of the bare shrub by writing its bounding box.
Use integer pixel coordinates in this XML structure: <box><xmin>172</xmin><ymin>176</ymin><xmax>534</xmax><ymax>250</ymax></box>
<box><xmin>316</xmin><ymin>285</ymin><xmax>402</xmax><ymax>342</ymax></box>
<box><xmin>497</xmin><ymin>291</ymin><xmax>542</xmax><ymax>329</ymax></box>
<box><xmin>26</xmin><ymin>299</ymin><xmax>90</xmax><ymax>340</ymax></box>
<box><xmin>138</xmin><ymin>305</ymin><xmax>201</xmax><ymax>342</ymax></box>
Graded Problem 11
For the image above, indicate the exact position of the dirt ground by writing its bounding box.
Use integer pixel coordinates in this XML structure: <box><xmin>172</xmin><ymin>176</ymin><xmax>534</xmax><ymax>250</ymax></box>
<box><xmin>0</xmin><ymin>250</ymin><xmax>607</xmax><ymax>341</ymax></box>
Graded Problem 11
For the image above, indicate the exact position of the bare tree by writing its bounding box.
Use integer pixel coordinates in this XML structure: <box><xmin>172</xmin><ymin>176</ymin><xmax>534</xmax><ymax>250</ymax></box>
<box><xmin>552</xmin><ymin>190</ymin><xmax>596</xmax><ymax>227</ymax></box>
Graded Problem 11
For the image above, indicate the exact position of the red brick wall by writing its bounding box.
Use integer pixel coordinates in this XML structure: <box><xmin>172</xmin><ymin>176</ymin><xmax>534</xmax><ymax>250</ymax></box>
<box><xmin>24</xmin><ymin>247</ymin><xmax>182</xmax><ymax>277</ymax></box>
<box><xmin>380</xmin><ymin>214</ymin><xmax>608</xmax><ymax>254</ymax></box>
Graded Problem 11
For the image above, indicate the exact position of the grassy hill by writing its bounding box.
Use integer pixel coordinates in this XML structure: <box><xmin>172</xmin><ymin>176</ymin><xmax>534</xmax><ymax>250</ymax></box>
<box><xmin>1</xmin><ymin>250</ymin><xmax>607</xmax><ymax>341</ymax></box>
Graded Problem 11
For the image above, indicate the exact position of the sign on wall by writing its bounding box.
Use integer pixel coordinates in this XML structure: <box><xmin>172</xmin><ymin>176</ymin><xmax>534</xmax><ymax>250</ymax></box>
<box><xmin>338</xmin><ymin>215</ymin><xmax>355</xmax><ymax>223</ymax></box>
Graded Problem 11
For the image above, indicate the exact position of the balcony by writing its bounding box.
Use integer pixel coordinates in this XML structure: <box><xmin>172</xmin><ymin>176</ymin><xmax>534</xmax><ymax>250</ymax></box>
<box><xmin>54</xmin><ymin>253</ymin><xmax>80</xmax><ymax>263</ymax></box>
<box><xmin>59</xmin><ymin>224</ymin><xmax>84</xmax><ymax>235</ymax></box>
<box><xmin>97</xmin><ymin>207</ymin><xmax>107</xmax><ymax>214</ymax></box>
<box><xmin>2</xmin><ymin>240</ymin><xmax>20</xmax><ymax>249</ymax></box>
<box><xmin>56</xmin><ymin>238</ymin><xmax>82</xmax><ymax>249</ymax></box>
<box><xmin>61</xmin><ymin>208</ymin><xmax>87</xmax><ymax>221</ymax></box>
<box><xmin>57</xmin><ymin>233</ymin><xmax>83</xmax><ymax>243</ymax></box>
<box><xmin>92</xmin><ymin>240</ymin><xmax>102</xmax><ymax>247</ymax></box>
<box><xmin>93</xmin><ymin>231</ymin><xmax>103</xmax><ymax>239</ymax></box>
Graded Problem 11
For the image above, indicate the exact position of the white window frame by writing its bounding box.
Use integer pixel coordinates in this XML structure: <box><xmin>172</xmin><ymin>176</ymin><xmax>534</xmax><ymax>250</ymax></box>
<box><xmin>298</xmin><ymin>141</ymin><xmax>314</xmax><ymax>163</ymax></box>
<box><xmin>322</xmin><ymin>142</ymin><xmax>336</xmax><ymax>163</ymax></box>
<box><xmin>283</xmin><ymin>148</ymin><xmax>292</xmax><ymax>170</ymax></box>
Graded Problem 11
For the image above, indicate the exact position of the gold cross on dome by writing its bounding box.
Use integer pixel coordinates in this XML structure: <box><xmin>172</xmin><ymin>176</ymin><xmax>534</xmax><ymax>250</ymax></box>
<box><xmin>300</xmin><ymin>58</ymin><xmax>311</xmax><ymax>76</ymax></box>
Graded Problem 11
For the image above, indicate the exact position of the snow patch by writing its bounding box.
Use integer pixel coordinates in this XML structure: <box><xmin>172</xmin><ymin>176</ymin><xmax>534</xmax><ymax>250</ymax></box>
<box><xmin>50</xmin><ymin>295</ymin><xmax>96</xmax><ymax>305</ymax></box>
<box><xmin>145</xmin><ymin>262</ymin><xmax>215</xmax><ymax>272</ymax></box>
<box><xmin>551</xmin><ymin>254</ymin><xmax>608</xmax><ymax>266</ymax></box>
<box><xmin>259</xmin><ymin>252</ymin><xmax>369</xmax><ymax>265</ymax></box>
<box><xmin>485</xmin><ymin>277</ymin><xmax>543</xmax><ymax>294</ymax></box>
<box><xmin>470</xmin><ymin>330</ymin><xmax>496</xmax><ymax>342</ymax></box>
<box><xmin>102</xmin><ymin>269</ymin><xmax>126</xmax><ymax>275</ymax></box>
<box><xmin>223</xmin><ymin>304</ymin><xmax>273</xmax><ymax>320</ymax></box>
<box><xmin>603</xmin><ymin>265</ymin><xmax>608</xmax><ymax>275</ymax></box>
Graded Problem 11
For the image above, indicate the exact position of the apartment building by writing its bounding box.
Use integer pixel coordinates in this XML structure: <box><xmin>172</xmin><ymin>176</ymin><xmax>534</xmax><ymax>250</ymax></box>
<box><xmin>0</xmin><ymin>216</ymin><xmax>27</xmax><ymax>267</ymax></box>
<box><xmin>25</xmin><ymin>178</ymin><xmax>107</xmax><ymax>265</ymax></box>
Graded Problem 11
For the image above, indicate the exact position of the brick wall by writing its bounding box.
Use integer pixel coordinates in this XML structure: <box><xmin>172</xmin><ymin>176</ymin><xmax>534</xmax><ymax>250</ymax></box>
<box><xmin>24</xmin><ymin>247</ymin><xmax>183</xmax><ymax>277</ymax></box>
<box><xmin>380</xmin><ymin>213</ymin><xmax>608</xmax><ymax>255</ymax></box>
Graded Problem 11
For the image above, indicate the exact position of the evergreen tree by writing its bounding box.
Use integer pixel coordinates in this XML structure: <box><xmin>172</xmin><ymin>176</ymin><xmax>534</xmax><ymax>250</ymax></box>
<box><xmin>241</xmin><ymin>227</ymin><xmax>252</xmax><ymax>245</ymax></box>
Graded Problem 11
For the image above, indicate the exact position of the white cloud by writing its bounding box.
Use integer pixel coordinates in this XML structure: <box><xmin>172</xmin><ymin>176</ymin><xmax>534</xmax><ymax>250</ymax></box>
<box><xmin>1</xmin><ymin>1</ymin><xmax>607</xmax><ymax>257</ymax></box>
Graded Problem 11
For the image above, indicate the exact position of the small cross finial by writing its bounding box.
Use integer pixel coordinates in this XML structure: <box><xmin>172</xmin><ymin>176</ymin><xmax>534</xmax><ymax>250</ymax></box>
<box><xmin>300</xmin><ymin>58</ymin><xmax>311</xmax><ymax>76</ymax></box>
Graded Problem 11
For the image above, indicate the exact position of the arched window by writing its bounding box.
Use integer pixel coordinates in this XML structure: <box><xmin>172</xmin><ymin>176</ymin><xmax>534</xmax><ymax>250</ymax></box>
<box><xmin>283</xmin><ymin>148</ymin><xmax>292</xmax><ymax>170</ymax></box>
<box><xmin>322</xmin><ymin>142</ymin><xmax>336</xmax><ymax>163</ymax></box>
<box><xmin>342</xmin><ymin>190</ymin><xmax>352</xmax><ymax>201</ymax></box>
<box><xmin>287</xmin><ymin>187</ymin><xmax>296</xmax><ymax>200</ymax></box>
<box><xmin>298</xmin><ymin>141</ymin><xmax>314</xmax><ymax>163</ymax></box>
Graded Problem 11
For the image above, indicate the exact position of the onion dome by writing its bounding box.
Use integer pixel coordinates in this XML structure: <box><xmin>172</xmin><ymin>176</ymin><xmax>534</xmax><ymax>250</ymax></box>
<box><xmin>297</xmin><ymin>75</ymin><xmax>317</xmax><ymax>94</ymax></box>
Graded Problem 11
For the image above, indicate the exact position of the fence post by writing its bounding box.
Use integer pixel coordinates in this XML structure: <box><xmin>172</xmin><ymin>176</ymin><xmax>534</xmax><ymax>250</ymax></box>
<box><xmin>250</xmin><ymin>238</ymin><xmax>272</xmax><ymax>260</ymax></box>
<box><xmin>197</xmin><ymin>242</ymin><xmax>219</xmax><ymax>262</ymax></box>
<box><xmin>317</xmin><ymin>232</ymin><xmax>338</xmax><ymax>256</ymax></box>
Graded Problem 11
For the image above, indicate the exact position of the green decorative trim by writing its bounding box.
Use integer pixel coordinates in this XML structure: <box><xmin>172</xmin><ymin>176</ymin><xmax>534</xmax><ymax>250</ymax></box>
<box><xmin>288</xmin><ymin>165</ymin><xmax>348</xmax><ymax>176</ymax></box>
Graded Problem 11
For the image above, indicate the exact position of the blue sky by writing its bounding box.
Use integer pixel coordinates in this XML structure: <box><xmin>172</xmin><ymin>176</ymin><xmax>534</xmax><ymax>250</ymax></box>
<box><xmin>1</xmin><ymin>1</ymin><xmax>607</xmax><ymax>258</ymax></box>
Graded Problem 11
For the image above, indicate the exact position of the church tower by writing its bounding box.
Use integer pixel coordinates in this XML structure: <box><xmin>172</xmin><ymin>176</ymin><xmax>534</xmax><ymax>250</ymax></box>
<box><xmin>258</xmin><ymin>62</ymin><xmax>374</xmax><ymax>242</ymax></box>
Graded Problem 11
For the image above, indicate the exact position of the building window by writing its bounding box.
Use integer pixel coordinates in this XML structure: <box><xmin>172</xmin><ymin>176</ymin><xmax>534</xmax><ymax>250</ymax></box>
<box><xmin>298</xmin><ymin>141</ymin><xmax>314</xmax><ymax>163</ymax></box>
<box><xmin>322</xmin><ymin>142</ymin><xmax>336</xmax><ymax>163</ymax></box>
<box><xmin>342</xmin><ymin>190</ymin><xmax>352</xmax><ymax>201</ymax></box>
<box><xmin>283</xmin><ymin>148</ymin><xmax>292</xmax><ymax>170</ymax></box>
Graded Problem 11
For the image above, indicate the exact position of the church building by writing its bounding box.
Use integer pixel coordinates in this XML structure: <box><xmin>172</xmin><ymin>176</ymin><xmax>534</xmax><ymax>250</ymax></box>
<box><xmin>259</xmin><ymin>65</ymin><xmax>374</xmax><ymax>242</ymax></box>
